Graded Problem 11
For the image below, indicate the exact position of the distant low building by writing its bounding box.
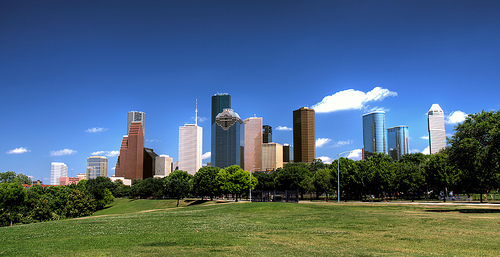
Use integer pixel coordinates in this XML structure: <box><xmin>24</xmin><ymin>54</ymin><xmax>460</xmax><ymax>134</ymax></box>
<box><xmin>59</xmin><ymin>177</ymin><xmax>81</xmax><ymax>186</ymax></box>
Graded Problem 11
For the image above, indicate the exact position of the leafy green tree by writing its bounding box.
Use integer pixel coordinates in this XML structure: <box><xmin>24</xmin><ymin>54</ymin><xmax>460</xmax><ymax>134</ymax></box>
<box><xmin>423</xmin><ymin>152</ymin><xmax>458</xmax><ymax>201</ymax></box>
<box><xmin>0</xmin><ymin>171</ymin><xmax>16</xmax><ymax>183</ymax></box>
<box><xmin>364</xmin><ymin>153</ymin><xmax>395</xmax><ymax>196</ymax></box>
<box><xmin>165</xmin><ymin>179</ymin><xmax>191</xmax><ymax>207</ymax></box>
<box><xmin>0</xmin><ymin>182</ymin><xmax>27</xmax><ymax>226</ymax></box>
<box><xmin>193</xmin><ymin>166</ymin><xmax>220</xmax><ymax>200</ymax></box>
<box><xmin>393</xmin><ymin>161</ymin><xmax>424</xmax><ymax>200</ymax></box>
<box><xmin>274</xmin><ymin>163</ymin><xmax>311</xmax><ymax>198</ymax></box>
<box><xmin>112</xmin><ymin>179</ymin><xmax>131</xmax><ymax>198</ymax></box>
<box><xmin>85</xmin><ymin>177</ymin><xmax>116</xmax><ymax>209</ymax></box>
<box><xmin>309</xmin><ymin>159</ymin><xmax>327</xmax><ymax>173</ymax></box>
<box><xmin>216</xmin><ymin>165</ymin><xmax>256</xmax><ymax>201</ymax></box>
<box><xmin>332</xmin><ymin>158</ymin><xmax>365</xmax><ymax>200</ymax></box>
<box><xmin>448</xmin><ymin>110</ymin><xmax>500</xmax><ymax>202</ymax></box>
<box><xmin>253</xmin><ymin>171</ymin><xmax>275</xmax><ymax>191</ymax></box>
<box><xmin>312</xmin><ymin>168</ymin><xmax>332</xmax><ymax>199</ymax></box>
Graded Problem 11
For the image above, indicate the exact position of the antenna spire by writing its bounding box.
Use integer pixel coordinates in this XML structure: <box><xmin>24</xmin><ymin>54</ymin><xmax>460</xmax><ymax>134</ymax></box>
<box><xmin>195</xmin><ymin>99</ymin><xmax>198</xmax><ymax>126</ymax></box>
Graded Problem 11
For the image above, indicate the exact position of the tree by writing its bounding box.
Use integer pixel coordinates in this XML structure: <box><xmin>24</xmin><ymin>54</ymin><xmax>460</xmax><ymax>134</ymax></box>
<box><xmin>85</xmin><ymin>177</ymin><xmax>116</xmax><ymax>209</ymax></box>
<box><xmin>0</xmin><ymin>182</ymin><xmax>27</xmax><ymax>226</ymax></box>
<box><xmin>165</xmin><ymin>179</ymin><xmax>191</xmax><ymax>207</ymax></box>
<box><xmin>216</xmin><ymin>165</ymin><xmax>256</xmax><ymax>201</ymax></box>
<box><xmin>253</xmin><ymin>172</ymin><xmax>275</xmax><ymax>191</ymax></box>
<box><xmin>448</xmin><ymin>110</ymin><xmax>500</xmax><ymax>202</ymax></box>
<box><xmin>423</xmin><ymin>152</ymin><xmax>458</xmax><ymax>201</ymax></box>
<box><xmin>312</xmin><ymin>168</ymin><xmax>332</xmax><ymax>199</ymax></box>
<box><xmin>0</xmin><ymin>171</ymin><xmax>32</xmax><ymax>185</ymax></box>
<box><xmin>274</xmin><ymin>163</ymin><xmax>311</xmax><ymax>198</ymax></box>
<box><xmin>193</xmin><ymin>166</ymin><xmax>220</xmax><ymax>200</ymax></box>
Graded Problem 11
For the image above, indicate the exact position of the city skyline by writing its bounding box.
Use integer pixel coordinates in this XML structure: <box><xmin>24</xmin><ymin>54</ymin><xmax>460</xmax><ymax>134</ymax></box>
<box><xmin>2</xmin><ymin>1</ymin><xmax>500</xmax><ymax>183</ymax></box>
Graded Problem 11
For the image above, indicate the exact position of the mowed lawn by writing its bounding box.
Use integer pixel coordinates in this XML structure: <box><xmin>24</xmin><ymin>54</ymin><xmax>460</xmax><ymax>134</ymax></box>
<box><xmin>1</xmin><ymin>199</ymin><xmax>500</xmax><ymax>256</ymax></box>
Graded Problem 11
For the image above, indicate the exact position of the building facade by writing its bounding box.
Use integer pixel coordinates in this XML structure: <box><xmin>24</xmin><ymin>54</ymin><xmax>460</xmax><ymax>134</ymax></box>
<box><xmin>293</xmin><ymin>107</ymin><xmax>315</xmax><ymax>163</ymax></box>
<box><xmin>155</xmin><ymin>155</ymin><xmax>173</xmax><ymax>177</ymax></box>
<box><xmin>244</xmin><ymin>117</ymin><xmax>263</xmax><ymax>172</ymax></box>
<box><xmin>127</xmin><ymin>111</ymin><xmax>145</xmax><ymax>135</ymax></box>
<box><xmin>263</xmin><ymin>125</ymin><xmax>272</xmax><ymax>143</ymax></box>
<box><xmin>86</xmin><ymin>156</ymin><xmax>108</xmax><ymax>179</ymax></box>
<box><xmin>212</xmin><ymin>108</ymin><xmax>244</xmax><ymax>169</ymax></box>
<box><xmin>362</xmin><ymin>111</ymin><xmax>386</xmax><ymax>159</ymax></box>
<box><xmin>211</xmin><ymin>94</ymin><xmax>231</xmax><ymax>166</ymax></box>
<box><xmin>262</xmin><ymin>143</ymin><xmax>284</xmax><ymax>171</ymax></box>
<box><xmin>50</xmin><ymin>162</ymin><xmax>68</xmax><ymax>185</ymax></box>
<box><xmin>179</xmin><ymin>124</ymin><xmax>203</xmax><ymax>175</ymax></box>
<box><xmin>427</xmin><ymin>104</ymin><xmax>446</xmax><ymax>154</ymax></box>
<box><xmin>387</xmin><ymin>126</ymin><xmax>409</xmax><ymax>161</ymax></box>
<box><xmin>115</xmin><ymin>121</ymin><xmax>144</xmax><ymax>180</ymax></box>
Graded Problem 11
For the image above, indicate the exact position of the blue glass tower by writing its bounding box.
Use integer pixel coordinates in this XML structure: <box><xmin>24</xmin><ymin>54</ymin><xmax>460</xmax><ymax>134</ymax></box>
<box><xmin>362</xmin><ymin>111</ymin><xmax>386</xmax><ymax>159</ymax></box>
<box><xmin>387</xmin><ymin>126</ymin><xmax>409</xmax><ymax>161</ymax></box>
<box><xmin>211</xmin><ymin>108</ymin><xmax>244</xmax><ymax>168</ymax></box>
<box><xmin>211</xmin><ymin>94</ymin><xmax>231</xmax><ymax>166</ymax></box>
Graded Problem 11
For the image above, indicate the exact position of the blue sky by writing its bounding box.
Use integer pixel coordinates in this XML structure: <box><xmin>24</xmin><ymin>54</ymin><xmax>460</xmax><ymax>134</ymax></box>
<box><xmin>2</xmin><ymin>1</ymin><xmax>500</xmax><ymax>183</ymax></box>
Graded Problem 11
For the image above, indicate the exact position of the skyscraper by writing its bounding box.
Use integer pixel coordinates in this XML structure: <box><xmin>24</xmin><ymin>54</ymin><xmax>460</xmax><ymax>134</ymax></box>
<box><xmin>293</xmin><ymin>107</ymin><xmax>315</xmax><ymax>163</ymax></box>
<box><xmin>211</xmin><ymin>94</ymin><xmax>231</xmax><ymax>166</ymax></box>
<box><xmin>263</xmin><ymin>125</ymin><xmax>272</xmax><ymax>143</ymax></box>
<box><xmin>362</xmin><ymin>111</ymin><xmax>386</xmax><ymax>159</ymax></box>
<box><xmin>244</xmin><ymin>117</ymin><xmax>263</xmax><ymax>172</ymax></box>
<box><xmin>86</xmin><ymin>156</ymin><xmax>108</xmax><ymax>179</ymax></box>
<box><xmin>212</xmin><ymin>108</ymin><xmax>244</xmax><ymax>169</ymax></box>
<box><xmin>143</xmin><ymin>148</ymin><xmax>158</xmax><ymax>179</ymax></box>
<box><xmin>387</xmin><ymin>126</ymin><xmax>409</xmax><ymax>161</ymax></box>
<box><xmin>428</xmin><ymin>104</ymin><xmax>446</xmax><ymax>154</ymax></box>
<box><xmin>128</xmin><ymin>111</ymin><xmax>145</xmax><ymax>135</ymax></box>
<box><xmin>115</xmin><ymin>121</ymin><xmax>144</xmax><ymax>180</ymax></box>
<box><xmin>262</xmin><ymin>143</ymin><xmax>284</xmax><ymax>171</ymax></box>
<box><xmin>50</xmin><ymin>162</ymin><xmax>68</xmax><ymax>185</ymax></box>
<box><xmin>179</xmin><ymin>124</ymin><xmax>203</xmax><ymax>174</ymax></box>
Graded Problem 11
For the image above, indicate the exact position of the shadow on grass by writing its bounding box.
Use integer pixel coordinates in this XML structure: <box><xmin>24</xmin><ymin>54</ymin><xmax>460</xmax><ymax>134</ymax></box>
<box><xmin>141</xmin><ymin>242</ymin><xmax>178</xmax><ymax>247</ymax></box>
<box><xmin>185</xmin><ymin>200</ymin><xmax>209</xmax><ymax>206</ymax></box>
<box><xmin>426</xmin><ymin>209</ymin><xmax>500</xmax><ymax>213</ymax></box>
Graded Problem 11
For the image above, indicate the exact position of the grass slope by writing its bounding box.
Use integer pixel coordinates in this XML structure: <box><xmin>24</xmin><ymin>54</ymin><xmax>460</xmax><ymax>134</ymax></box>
<box><xmin>1</xmin><ymin>200</ymin><xmax>500</xmax><ymax>256</ymax></box>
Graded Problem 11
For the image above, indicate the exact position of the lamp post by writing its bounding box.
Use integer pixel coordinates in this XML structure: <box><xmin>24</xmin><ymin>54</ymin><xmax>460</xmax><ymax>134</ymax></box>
<box><xmin>337</xmin><ymin>150</ymin><xmax>352</xmax><ymax>203</ymax></box>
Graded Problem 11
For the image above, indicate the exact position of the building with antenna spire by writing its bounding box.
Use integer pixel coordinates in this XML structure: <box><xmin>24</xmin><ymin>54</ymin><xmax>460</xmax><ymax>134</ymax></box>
<box><xmin>178</xmin><ymin>100</ymin><xmax>203</xmax><ymax>175</ymax></box>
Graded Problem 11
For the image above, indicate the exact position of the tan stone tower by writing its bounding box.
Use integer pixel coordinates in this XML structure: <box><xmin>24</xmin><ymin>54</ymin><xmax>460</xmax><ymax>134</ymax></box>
<box><xmin>293</xmin><ymin>107</ymin><xmax>315</xmax><ymax>163</ymax></box>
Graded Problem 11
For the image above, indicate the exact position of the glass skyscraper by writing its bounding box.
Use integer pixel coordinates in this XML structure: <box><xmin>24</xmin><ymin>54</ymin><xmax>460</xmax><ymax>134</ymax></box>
<box><xmin>212</xmin><ymin>108</ymin><xmax>244</xmax><ymax>169</ymax></box>
<box><xmin>362</xmin><ymin>111</ymin><xmax>386</xmax><ymax>159</ymax></box>
<box><xmin>387</xmin><ymin>126</ymin><xmax>409</xmax><ymax>161</ymax></box>
<box><xmin>211</xmin><ymin>94</ymin><xmax>231</xmax><ymax>166</ymax></box>
<box><xmin>86</xmin><ymin>156</ymin><xmax>108</xmax><ymax>179</ymax></box>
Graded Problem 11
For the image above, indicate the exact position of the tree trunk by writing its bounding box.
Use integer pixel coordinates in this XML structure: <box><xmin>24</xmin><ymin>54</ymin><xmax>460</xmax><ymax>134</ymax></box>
<box><xmin>177</xmin><ymin>198</ymin><xmax>180</xmax><ymax>207</ymax></box>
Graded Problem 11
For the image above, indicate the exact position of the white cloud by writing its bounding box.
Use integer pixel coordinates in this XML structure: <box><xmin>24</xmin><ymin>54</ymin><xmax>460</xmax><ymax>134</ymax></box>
<box><xmin>369</xmin><ymin>107</ymin><xmax>390</xmax><ymax>113</ymax></box>
<box><xmin>198</xmin><ymin>117</ymin><xmax>207</xmax><ymax>123</ymax></box>
<box><xmin>347</xmin><ymin>149</ymin><xmax>362</xmax><ymax>160</ymax></box>
<box><xmin>50</xmin><ymin>149</ymin><xmax>77</xmax><ymax>156</ymax></box>
<box><xmin>202</xmin><ymin>152</ymin><xmax>211</xmax><ymax>159</ymax></box>
<box><xmin>446</xmin><ymin>111</ymin><xmax>468</xmax><ymax>124</ymax></box>
<box><xmin>318</xmin><ymin>156</ymin><xmax>333</xmax><ymax>164</ymax></box>
<box><xmin>85</xmin><ymin>127</ymin><xmax>108</xmax><ymax>133</ymax></box>
<box><xmin>334</xmin><ymin>140</ymin><xmax>353</xmax><ymax>147</ymax></box>
<box><xmin>6</xmin><ymin>147</ymin><xmax>30</xmax><ymax>154</ymax></box>
<box><xmin>421</xmin><ymin>146</ymin><xmax>430</xmax><ymax>155</ymax></box>
<box><xmin>312</xmin><ymin>87</ymin><xmax>397</xmax><ymax>113</ymax></box>
<box><xmin>276</xmin><ymin>126</ymin><xmax>292</xmax><ymax>131</ymax></box>
<box><xmin>316</xmin><ymin>138</ymin><xmax>331</xmax><ymax>147</ymax></box>
<box><xmin>146</xmin><ymin>139</ymin><xmax>160</xmax><ymax>143</ymax></box>
<box><xmin>91</xmin><ymin>150</ymin><xmax>119</xmax><ymax>157</ymax></box>
<box><xmin>112</xmin><ymin>167</ymin><xmax>116</xmax><ymax>171</ymax></box>
<box><xmin>421</xmin><ymin>136</ymin><xmax>429</xmax><ymax>140</ymax></box>
<box><xmin>410</xmin><ymin>149</ymin><xmax>421</xmax><ymax>154</ymax></box>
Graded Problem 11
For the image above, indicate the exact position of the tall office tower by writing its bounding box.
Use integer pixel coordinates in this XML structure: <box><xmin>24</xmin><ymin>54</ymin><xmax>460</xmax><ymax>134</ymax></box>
<box><xmin>244</xmin><ymin>117</ymin><xmax>263</xmax><ymax>172</ymax></box>
<box><xmin>428</xmin><ymin>104</ymin><xmax>446</xmax><ymax>154</ymax></box>
<box><xmin>143</xmin><ymin>148</ymin><xmax>158</xmax><ymax>179</ymax></box>
<box><xmin>362</xmin><ymin>111</ymin><xmax>386</xmax><ymax>159</ymax></box>
<box><xmin>263</xmin><ymin>125</ymin><xmax>272</xmax><ymax>143</ymax></box>
<box><xmin>262</xmin><ymin>143</ymin><xmax>284</xmax><ymax>171</ymax></box>
<box><xmin>179</xmin><ymin>124</ymin><xmax>203</xmax><ymax>175</ymax></box>
<box><xmin>387</xmin><ymin>126</ymin><xmax>409</xmax><ymax>161</ymax></box>
<box><xmin>128</xmin><ymin>111</ymin><xmax>145</xmax><ymax>135</ymax></box>
<box><xmin>293</xmin><ymin>107</ymin><xmax>316</xmax><ymax>163</ymax></box>
<box><xmin>283</xmin><ymin>144</ymin><xmax>290</xmax><ymax>163</ymax></box>
<box><xmin>86</xmin><ymin>156</ymin><xmax>108</xmax><ymax>179</ymax></box>
<box><xmin>212</xmin><ymin>108</ymin><xmax>244</xmax><ymax>169</ymax></box>
<box><xmin>211</xmin><ymin>94</ymin><xmax>231</xmax><ymax>166</ymax></box>
<box><xmin>50</xmin><ymin>162</ymin><xmax>68</xmax><ymax>185</ymax></box>
<box><xmin>115</xmin><ymin>121</ymin><xmax>144</xmax><ymax>180</ymax></box>
<box><xmin>155</xmin><ymin>155</ymin><xmax>173</xmax><ymax>177</ymax></box>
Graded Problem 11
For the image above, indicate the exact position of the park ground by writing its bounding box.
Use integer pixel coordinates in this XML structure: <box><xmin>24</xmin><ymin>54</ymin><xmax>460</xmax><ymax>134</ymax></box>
<box><xmin>1</xmin><ymin>198</ymin><xmax>500</xmax><ymax>256</ymax></box>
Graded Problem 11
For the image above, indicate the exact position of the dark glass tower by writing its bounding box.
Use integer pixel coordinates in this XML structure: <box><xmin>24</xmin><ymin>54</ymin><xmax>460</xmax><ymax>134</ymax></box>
<box><xmin>212</xmin><ymin>109</ymin><xmax>244</xmax><ymax>168</ymax></box>
<box><xmin>293</xmin><ymin>107</ymin><xmax>315</xmax><ymax>163</ymax></box>
<box><xmin>211</xmin><ymin>94</ymin><xmax>231</xmax><ymax>125</ymax></box>
<box><xmin>263</xmin><ymin>125</ymin><xmax>272</xmax><ymax>143</ymax></box>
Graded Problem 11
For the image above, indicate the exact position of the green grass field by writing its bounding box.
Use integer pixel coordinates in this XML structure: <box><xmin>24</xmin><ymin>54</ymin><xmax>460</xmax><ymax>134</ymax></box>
<box><xmin>1</xmin><ymin>199</ymin><xmax>500</xmax><ymax>256</ymax></box>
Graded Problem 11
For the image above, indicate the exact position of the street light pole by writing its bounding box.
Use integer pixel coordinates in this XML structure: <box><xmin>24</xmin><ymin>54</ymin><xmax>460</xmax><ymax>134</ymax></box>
<box><xmin>337</xmin><ymin>150</ymin><xmax>352</xmax><ymax>203</ymax></box>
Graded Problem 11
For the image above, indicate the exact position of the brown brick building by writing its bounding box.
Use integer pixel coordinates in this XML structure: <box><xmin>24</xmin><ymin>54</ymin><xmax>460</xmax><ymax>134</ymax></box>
<box><xmin>115</xmin><ymin>122</ymin><xmax>144</xmax><ymax>180</ymax></box>
<box><xmin>293</xmin><ymin>107</ymin><xmax>315</xmax><ymax>163</ymax></box>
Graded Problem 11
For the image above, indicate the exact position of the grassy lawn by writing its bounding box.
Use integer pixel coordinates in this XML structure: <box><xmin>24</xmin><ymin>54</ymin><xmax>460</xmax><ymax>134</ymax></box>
<box><xmin>1</xmin><ymin>200</ymin><xmax>500</xmax><ymax>256</ymax></box>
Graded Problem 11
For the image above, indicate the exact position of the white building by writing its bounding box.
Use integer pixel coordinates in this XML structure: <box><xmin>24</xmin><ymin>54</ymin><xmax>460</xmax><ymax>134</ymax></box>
<box><xmin>127</xmin><ymin>111</ymin><xmax>145</xmax><ymax>135</ymax></box>
<box><xmin>179</xmin><ymin>124</ymin><xmax>203</xmax><ymax>175</ymax></box>
<box><xmin>427</xmin><ymin>104</ymin><xmax>447</xmax><ymax>154</ymax></box>
<box><xmin>155</xmin><ymin>155</ymin><xmax>173</xmax><ymax>178</ymax></box>
<box><xmin>50</xmin><ymin>162</ymin><xmax>68</xmax><ymax>185</ymax></box>
<box><xmin>86</xmin><ymin>156</ymin><xmax>108</xmax><ymax>179</ymax></box>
